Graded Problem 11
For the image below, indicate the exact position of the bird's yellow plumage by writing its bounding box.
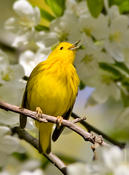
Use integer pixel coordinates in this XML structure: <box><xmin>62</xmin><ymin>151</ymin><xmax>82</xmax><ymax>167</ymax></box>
<box><xmin>20</xmin><ymin>42</ymin><xmax>80</xmax><ymax>153</ymax></box>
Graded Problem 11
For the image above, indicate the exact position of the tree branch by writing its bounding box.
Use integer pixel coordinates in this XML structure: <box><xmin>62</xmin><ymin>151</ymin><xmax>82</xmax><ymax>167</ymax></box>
<box><xmin>12</xmin><ymin>127</ymin><xmax>67</xmax><ymax>175</ymax></box>
<box><xmin>0</xmin><ymin>41</ymin><xmax>16</xmax><ymax>53</ymax></box>
<box><xmin>21</xmin><ymin>76</ymin><xmax>126</xmax><ymax>148</ymax></box>
<box><xmin>0</xmin><ymin>100</ymin><xmax>108</xmax><ymax>147</ymax></box>
<box><xmin>0</xmin><ymin>100</ymin><xmax>112</xmax><ymax>174</ymax></box>
<box><xmin>71</xmin><ymin>112</ymin><xmax>126</xmax><ymax>149</ymax></box>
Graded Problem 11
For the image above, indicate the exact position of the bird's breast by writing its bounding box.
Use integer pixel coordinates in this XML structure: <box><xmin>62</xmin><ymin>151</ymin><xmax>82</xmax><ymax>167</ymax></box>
<box><xmin>26</xmin><ymin>63</ymin><xmax>79</xmax><ymax>116</ymax></box>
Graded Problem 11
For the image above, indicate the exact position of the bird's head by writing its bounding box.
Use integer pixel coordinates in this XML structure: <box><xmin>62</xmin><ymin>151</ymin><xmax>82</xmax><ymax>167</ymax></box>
<box><xmin>48</xmin><ymin>41</ymin><xmax>80</xmax><ymax>64</ymax></box>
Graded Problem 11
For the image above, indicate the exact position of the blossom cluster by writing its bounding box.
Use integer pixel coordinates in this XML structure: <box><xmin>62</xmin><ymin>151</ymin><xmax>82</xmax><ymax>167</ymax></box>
<box><xmin>68</xmin><ymin>146</ymin><xmax>129</xmax><ymax>175</ymax></box>
<box><xmin>0</xmin><ymin>50</ymin><xmax>25</xmax><ymax>169</ymax></box>
<box><xmin>0</xmin><ymin>0</ymin><xmax>129</xmax><ymax>174</ymax></box>
<box><xmin>5</xmin><ymin>0</ymin><xmax>129</xmax><ymax>104</ymax></box>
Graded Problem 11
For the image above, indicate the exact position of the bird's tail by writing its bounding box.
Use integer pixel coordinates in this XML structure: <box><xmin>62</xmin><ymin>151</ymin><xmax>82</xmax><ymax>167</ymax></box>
<box><xmin>36</xmin><ymin>121</ymin><xmax>53</xmax><ymax>154</ymax></box>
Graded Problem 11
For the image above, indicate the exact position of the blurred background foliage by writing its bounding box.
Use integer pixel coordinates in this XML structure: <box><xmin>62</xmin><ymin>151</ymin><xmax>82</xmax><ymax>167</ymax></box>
<box><xmin>1</xmin><ymin>0</ymin><xmax>129</xmax><ymax>175</ymax></box>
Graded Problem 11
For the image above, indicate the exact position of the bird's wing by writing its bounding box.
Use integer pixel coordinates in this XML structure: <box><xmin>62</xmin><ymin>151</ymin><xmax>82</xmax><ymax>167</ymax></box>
<box><xmin>52</xmin><ymin>105</ymin><xmax>74</xmax><ymax>142</ymax></box>
<box><xmin>20</xmin><ymin>88</ymin><xmax>28</xmax><ymax>128</ymax></box>
<box><xmin>19</xmin><ymin>62</ymin><xmax>44</xmax><ymax>128</ymax></box>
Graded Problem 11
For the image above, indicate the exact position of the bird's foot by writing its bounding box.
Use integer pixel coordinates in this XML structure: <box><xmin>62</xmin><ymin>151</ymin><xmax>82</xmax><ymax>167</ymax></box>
<box><xmin>56</xmin><ymin>116</ymin><xmax>63</xmax><ymax>127</ymax></box>
<box><xmin>36</xmin><ymin>107</ymin><xmax>43</xmax><ymax>119</ymax></box>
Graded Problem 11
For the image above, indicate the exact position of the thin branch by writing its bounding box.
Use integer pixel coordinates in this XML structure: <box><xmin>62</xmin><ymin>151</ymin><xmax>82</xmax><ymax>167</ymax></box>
<box><xmin>72</xmin><ymin>116</ymin><xmax>87</xmax><ymax>123</ymax></box>
<box><xmin>0</xmin><ymin>100</ymin><xmax>108</xmax><ymax>147</ymax></box>
<box><xmin>0</xmin><ymin>41</ymin><xmax>16</xmax><ymax>53</ymax></box>
<box><xmin>21</xmin><ymin>76</ymin><xmax>126</xmax><ymax>149</ymax></box>
<box><xmin>71</xmin><ymin>112</ymin><xmax>126</xmax><ymax>149</ymax></box>
<box><xmin>12</xmin><ymin>127</ymin><xmax>67</xmax><ymax>175</ymax></box>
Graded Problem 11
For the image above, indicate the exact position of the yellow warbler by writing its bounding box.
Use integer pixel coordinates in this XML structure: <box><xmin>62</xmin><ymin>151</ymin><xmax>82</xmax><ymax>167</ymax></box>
<box><xmin>20</xmin><ymin>41</ymin><xmax>80</xmax><ymax>153</ymax></box>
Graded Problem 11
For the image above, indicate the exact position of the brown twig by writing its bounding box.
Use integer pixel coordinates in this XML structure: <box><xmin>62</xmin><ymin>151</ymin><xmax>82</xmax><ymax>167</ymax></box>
<box><xmin>12</xmin><ymin>127</ymin><xmax>67</xmax><ymax>175</ymax></box>
<box><xmin>0</xmin><ymin>100</ymin><xmax>108</xmax><ymax>147</ymax></box>
<box><xmin>0</xmin><ymin>100</ymin><xmax>110</xmax><ymax>175</ymax></box>
<box><xmin>0</xmin><ymin>41</ymin><xmax>16</xmax><ymax>53</ymax></box>
<box><xmin>21</xmin><ymin>76</ymin><xmax>126</xmax><ymax>149</ymax></box>
<box><xmin>72</xmin><ymin>116</ymin><xmax>86</xmax><ymax>123</ymax></box>
<box><xmin>71</xmin><ymin>112</ymin><xmax>126</xmax><ymax>149</ymax></box>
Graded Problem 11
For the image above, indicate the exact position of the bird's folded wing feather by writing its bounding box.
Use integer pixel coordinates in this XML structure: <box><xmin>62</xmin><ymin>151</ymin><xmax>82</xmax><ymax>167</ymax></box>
<box><xmin>52</xmin><ymin>105</ymin><xmax>73</xmax><ymax>142</ymax></box>
<box><xmin>20</xmin><ymin>89</ymin><xmax>28</xmax><ymax>128</ymax></box>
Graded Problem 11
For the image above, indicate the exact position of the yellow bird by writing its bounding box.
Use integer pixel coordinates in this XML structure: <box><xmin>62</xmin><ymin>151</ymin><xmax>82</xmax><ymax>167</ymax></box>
<box><xmin>20</xmin><ymin>41</ymin><xmax>80</xmax><ymax>153</ymax></box>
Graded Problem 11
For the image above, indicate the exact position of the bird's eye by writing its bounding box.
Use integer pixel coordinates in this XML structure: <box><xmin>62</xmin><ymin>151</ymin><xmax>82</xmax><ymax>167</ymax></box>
<box><xmin>60</xmin><ymin>47</ymin><xmax>63</xmax><ymax>50</ymax></box>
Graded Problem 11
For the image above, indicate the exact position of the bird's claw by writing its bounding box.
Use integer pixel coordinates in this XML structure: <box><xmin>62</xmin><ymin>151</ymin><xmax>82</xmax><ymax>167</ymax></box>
<box><xmin>36</xmin><ymin>107</ymin><xmax>43</xmax><ymax>119</ymax></box>
<box><xmin>56</xmin><ymin>116</ymin><xmax>63</xmax><ymax>127</ymax></box>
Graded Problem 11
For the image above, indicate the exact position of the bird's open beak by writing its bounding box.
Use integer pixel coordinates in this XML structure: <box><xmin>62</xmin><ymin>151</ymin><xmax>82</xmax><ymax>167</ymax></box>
<box><xmin>69</xmin><ymin>40</ymin><xmax>80</xmax><ymax>50</ymax></box>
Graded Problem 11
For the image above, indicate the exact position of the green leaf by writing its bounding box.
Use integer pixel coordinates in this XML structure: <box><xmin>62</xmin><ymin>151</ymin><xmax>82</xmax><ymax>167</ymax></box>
<box><xmin>99</xmin><ymin>62</ymin><xmax>122</xmax><ymax>77</ymax></box>
<box><xmin>86</xmin><ymin>0</ymin><xmax>104</xmax><ymax>17</ymax></box>
<box><xmin>121</xmin><ymin>89</ymin><xmax>129</xmax><ymax>107</ymax></box>
<box><xmin>79</xmin><ymin>80</ymin><xmax>86</xmax><ymax>90</ymax></box>
<box><xmin>110</xmin><ymin>128</ymin><xmax>129</xmax><ymax>141</ymax></box>
<box><xmin>45</xmin><ymin>0</ymin><xmax>66</xmax><ymax>17</ymax></box>
<box><xmin>78</xmin><ymin>45</ymin><xmax>85</xmax><ymax>50</ymax></box>
<box><xmin>40</xmin><ymin>158</ymin><xmax>50</xmax><ymax>169</ymax></box>
<box><xmin>51</xmin><ymin>43</ymin><xmax>59</xmax><ymax>50</ymax></box>
<box><xmin>40</xmin><ymin>9</ymin><xmax>55</xmax><ymax>21</ymax></box>
<box><xmin>109</xmin><ymin>0</ymin><xmax>129</xmax><ymax>13</ymax></box>
<box><xmin>56</xmin><ymin>153</ymin><xmax>81</xmax><ymax>164</ymax></box>
<box><xmin>119</xmin><ymin>0</ymin><xmax>129</xmax><ymax>13</ymax></box>
<box><xmin>44</xmin><ymin>0</ymin><xmax>49</xmax><ymax>4</ymax></box>
<box><xmin>99</xmin><ymin>62</ymin><xmax>129</xmax><ymax>92</ymax></box>
<box><xmin>12</xmin><ymin>152</ymin><xmax>29</xmax><ymax>162</ymax></box>
<box><xmin>114</xmin><ymin>61</ymin><xmax>129</xmax><ymax>74</ymax></box>
<box><xmin>35</xmin><ymin>25</ymin><xmax>49</xmax><ymax>31</ymax></box>
<box><xmin>0</xmin><ymin>167</ymin><xmax>2</xmax><ymax>172</ymax></box>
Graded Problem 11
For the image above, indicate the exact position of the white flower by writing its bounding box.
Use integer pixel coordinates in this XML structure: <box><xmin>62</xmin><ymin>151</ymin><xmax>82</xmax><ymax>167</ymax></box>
<box><xmin>104</xmin><ymin>6</ymin><xmax>129</xmax><ymax>62</ymax></box>
<box><xmin>5</xmin><ymin>0</ymin><xmax>40</xmax><ymax>47</ymax></box>
<box><xmin>68</xmin><ymin>163</ymin><xmax>89</xmax><ymax>175</ymax></box>
<box><xmin>13</xmin><ymin>0</ymin><xmax>40</xmax><ymax>28</ymax></box>
<box><xmin>92</xmin><ymin>80</ymin><xmax>120</xmax><ymax>103</ymax></box>
<box><xmin>0</xmin><ymin>126</ymin><xmax>10</xmax><ymax>137</ymax></box>
<box><xmin>78</xmin><ymin>5</ymin><xmax>129</xmax><ymax>62</ymax></box>
<box><xmin>0</xmin><ymin>51</ymin><xmax>25</xmax><ymax>125</ymax></box>
<box><xmin>75</xmin><ymin>34</ymin><xmax>120</xmax><ymax>103</ymax></box>
<box><xmin>0</xmin><ymin>61</ymin><xmax>25</xmax><ymax>106</ymax></box>
<box><xmin>65</xmin><ymin>0</ymin><xmax>90</xmax><ymax>17</ymax></box>
<box><xmin>114</xmin><ymin>165</ymin><xmax>129</xmax><ymax>175</ymax></box>
<box><xmin>103</xmin><ymin>146</ymin><xmax>123</xmax><ymax>170</ymax></box>
<box><xmin>0</xmin><ymin>50</ymin><xmax>9</xmax><ymax>64</ymax></box>
<box><xmin>0</xmin><ymin>135</ymin><xmax>20</xmax><ymax>154</ymax></box>
<box><xmin>19</xmin><ymin>50</ymin><xmax>48</xmax><ymax>76</ymax></box>
<box><xmin>0</xmin><ymin>50</ymin><xmax>9</xmax><ymax>83</ymax></box>
<box><xmin>19</xmin><ymin>169</ymin><xmax>43</xmax><ymax>175</ymax></box>
<box><xmin>35</xmin><ymin>31</ymin><xmax>58</xmax><ymax>48</ymax></box>
<box><xmin>0</xmin><ymin>126</ymin><xmax>22</xmax><ymax>167</ymax></box>
<box><xmin>79</xmin><ymin>13</ymin><xmax>109</xmax><ymax>40</ymax></box>
<box><xmin>74</xmin><ymin>1</ymin><xmax>90</xmax><ymax>17</ymax></box>
<box><xmin>12</xmin><ymin>32</ymin><xmax>33</xmax><ymax>47</ymax></box>
<box><xmin>0</xmin><ymin>50</ymin><xmax>24</xmax><ymax>83</ymax></box>
<box><xmin>20</xmin><ymin>160</ymin><xmax>41</xmax><ymax>172</ymax></box>
<box><xmin>50</xmin><ymin>10</ymin><xmax>81</xmax><ymax>42</ymax></box>
<box><xmin>0</xmin><ymin>81</ymin><xmax>25</xmax><ymax>126</ymax></box>
<box><xmin>13</xmin><ymin>0</ymin><xmax>40</xmax><ymax>26</ymax></box>
<box><xmin>0</xmin><ymin>52</ymin><xmax>24</xmax><ymax>86</ymax></box>
<box><xmin>68</xmin><ymin>147</ymin><xmax>129</xmax><ymax>175</ymax></box>
<box><xmin>0</xmin><ymin>170</ymin><xmax>10</xmax><ymax>175</ymax></box>
<box><xmin>102</xmin><ymin>146</ymin><xmax>129</xmax><ymax>175</ymax></box>
<box><xmin>114</xmin><ymin>107</ymin><xmax>129</xmax><ymax>132</ymax></box>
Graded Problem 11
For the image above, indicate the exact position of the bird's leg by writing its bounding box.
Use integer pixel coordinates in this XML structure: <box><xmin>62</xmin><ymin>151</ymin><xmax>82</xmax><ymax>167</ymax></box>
<box><xmin>56</xmin><ymin>116</ymin><xmax>63</xmax><ymax>127</ymax></box>
<box><xmin>36</xmin><ymin>107</ymin><xmax>43</xmax><ymax>119</ymax></box>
